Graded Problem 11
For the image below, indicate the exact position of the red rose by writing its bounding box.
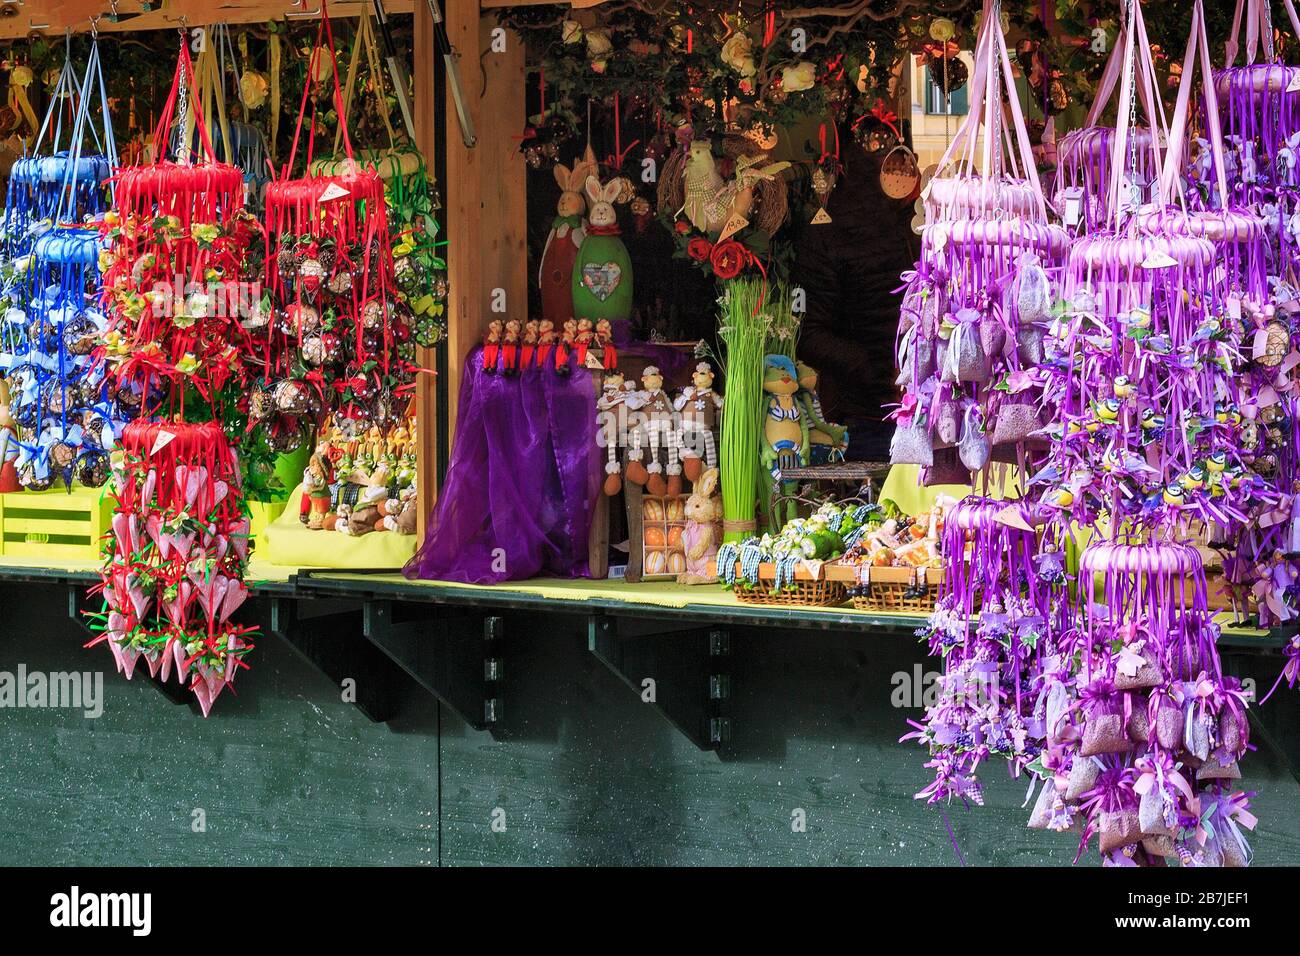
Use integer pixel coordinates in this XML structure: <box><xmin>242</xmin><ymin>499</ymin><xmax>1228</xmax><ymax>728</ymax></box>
<box><xmin>686</xmin><ymin>237</ymin><xmax>713</xmax><ymax>261</ymax></box>
<box><xmin>709</xmin><ymin>239</ymin><xmax>748</xmax><ymax>280</ymax></box>
<box><xmin>674</xmin><ymin>219</ymin><xmax>691</xmax><ymax>235</ymax></box>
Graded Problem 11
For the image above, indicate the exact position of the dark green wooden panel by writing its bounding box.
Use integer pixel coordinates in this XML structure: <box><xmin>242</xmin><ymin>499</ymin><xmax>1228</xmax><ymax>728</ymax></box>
<box><xmin>2</xmin><ymin>585</ymin><xmax>1297</xmax><ymax>866</ymax></box>
<box><xmin>0</xmin><ymin>585</ymin><xmax>439</xmax><ymax>866</ymax></box>
<box><xmin>438</xmin><ymin>612</ymin><xmax>1300</xmax><ymax>866</ymax></box>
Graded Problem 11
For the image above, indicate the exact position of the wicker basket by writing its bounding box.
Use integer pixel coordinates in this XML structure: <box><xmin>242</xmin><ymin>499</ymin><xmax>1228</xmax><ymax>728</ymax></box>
<box><xmin>847</xmin><ymin>565</ymin><xmax>945</xmax><ymax>613</ymax></box>
<box><xmin>730</xmin><ymin>562</ymin><xmax>848</xmax><ymax>607</ymax></box>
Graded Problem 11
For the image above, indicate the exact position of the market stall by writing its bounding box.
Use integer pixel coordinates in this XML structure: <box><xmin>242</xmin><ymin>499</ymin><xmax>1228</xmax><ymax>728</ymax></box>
<box><xmin>1</xmin><ymin>0</ymin><xmax>1299</xmax><ymax>868</ymax></box>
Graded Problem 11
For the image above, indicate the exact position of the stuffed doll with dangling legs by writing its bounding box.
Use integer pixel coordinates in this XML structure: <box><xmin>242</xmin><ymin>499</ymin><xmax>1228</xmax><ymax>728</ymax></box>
<box><xmin>673</xmin><ymin>361</ymin><xmax>723</xmax><ymax>482</ymax></box>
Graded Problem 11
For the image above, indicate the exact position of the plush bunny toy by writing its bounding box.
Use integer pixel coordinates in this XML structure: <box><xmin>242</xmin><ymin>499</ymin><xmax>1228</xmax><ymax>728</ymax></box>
<box><xmin>572</xmin><ymin>173</ymin><xmax>633</xmax><ymax>324</ymax></box>
<box><xmin>540</xmin><ymin>152</ymin><xmax>597</xmax><ymax>328</ymax></box>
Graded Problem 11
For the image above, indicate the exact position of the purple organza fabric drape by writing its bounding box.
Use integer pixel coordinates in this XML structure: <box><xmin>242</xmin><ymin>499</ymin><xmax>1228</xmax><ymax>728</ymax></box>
<box><xmin>404</xmin><ymin>348</ymin><xmax>601</xmax><ymax>583</ymax></box>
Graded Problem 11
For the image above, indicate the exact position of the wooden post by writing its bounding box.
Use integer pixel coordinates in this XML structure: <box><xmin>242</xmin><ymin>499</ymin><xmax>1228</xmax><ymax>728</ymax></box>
<box><xmin>413</xmin><ymin>0</ymin><xmax>437</xmax><ymax>540</ymax></box>
<box><xmin>413</xmin><ymin>3</ymin><xmax>527</xmax><ymax>536</ymax></box>
<box><xmin>443</xmin><ymin>8</ymin><xmax>528</xmax><ymax>429</ymax></box>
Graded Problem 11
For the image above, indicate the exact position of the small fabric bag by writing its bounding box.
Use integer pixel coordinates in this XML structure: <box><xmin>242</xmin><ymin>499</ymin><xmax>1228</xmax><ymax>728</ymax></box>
<box><xmin>890</xmin><ymin>417</ymin><xmax>934</xmax><ymax>467</ymax></box>
<box><xmin>957</xmin><ymin>406</ymin><xmax>991</xmax><ymax>472</ymax></box>
<box><xmin>923</xmin><ymin>446</ymin><xmax>969</xmax><ymax>486</ymax></box>
<box><xmin>991</xmin><ymin>396</ymin><xmax>1042</xmax><ymax>446</ymax></box>
<box><xmin>1114</xmin><ymin>639</ymin><xmax>1164</xmax><ymax>691</ymax></box>
<box><xmin>1099</xmin><ymin>808</ymin><xmax>1143</xmax><ymax>854</ymax></box>
<box><xmin>1014</xmin><ymin>253</ymin><xmax>1053</xmax><ymax>326</ymax></box>
<box><xmin>934</xmin><ymin>394</ymin><xmax>961</xmax><ymax>446</ymax></box>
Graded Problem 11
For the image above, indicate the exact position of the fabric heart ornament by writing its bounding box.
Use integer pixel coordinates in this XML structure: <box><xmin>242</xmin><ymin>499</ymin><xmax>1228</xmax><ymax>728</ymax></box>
<box><xmin>118</xmin><ymin>646</ymin><xmax>140</xmax><ymax>681</ymax></box>
<box><xmin>171</xmin><ymin>639</ymin><xmax>190</xmax><ymax>681</ymax></box>
<box><xmin>581</xmin><ymin>262</ymin><xmax>623</xmax><ymax>301</ymax></box>
<box><xmin>124</xmin><ymin>573</ymin><xmax>152</xmax><ymax>622</ymax></box>
<box><xmin>144</xmin><ymin>650</ymin><xmax>165</xmax><ymax>680</ymax></box>
<box><xmin>219</xmin><ymin>581</ymin><xmax>249</xmax><ymax>622</ymax></box>
<box><xmin>158</xmin><ymin>641</ymin><xmax>174</xmax><ymax>683</ymax></box>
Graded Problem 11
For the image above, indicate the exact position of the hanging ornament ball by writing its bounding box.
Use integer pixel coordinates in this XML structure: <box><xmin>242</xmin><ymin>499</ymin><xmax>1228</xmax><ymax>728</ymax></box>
<box><xmin>301</xmin><ymin>334</ymin><xmax>328</xmax><ymax>367</ymax></box>
<box><xmin>21</xmin><ymin>466</ymin><xmax>53</xmax><ymax>492</ymax></box>
<box><xmin>49</xmin><ymin>441</ymin><xmax>76</xmax><ymax>472</ymax></box>
<box><xmin>1049</xmin><ymin>78</ymin><xmax>1069</xmax><ymax>113</ymax></box>
<box><xmin>248</xmin><ymin>384</ymin><xmax>275</xmax><ymax>421</ymax></box>
<box><xmin>929</xmin><ymin>18</ymin><xmax>957</xmax><ymax>43</ymax></box>
<box><xmin>362</xmin><ymin>299</ymin><xmax>385</xmax><ymax>330</ymax></box>
<box><xmin>927</xmin><ymin>53</ymin><xmax>969</xmax><ymax>96</ymax></box>
<box><xmin>1259</xmin><ymin>320</ymin><xmax>1290</xmax><ymax>367</ymax></box>
<box><xmin>284</xmin><ymin>303</ymin><xmax>321</xmax><ymax>335</ymax></box>
<box><xmin>75</xmin><ymin>450</ymin><xmax>110</xmax><ymax>488</ymax></box>
<box><xmin>63</xmin><ymin>315</ymin><xmax>98</xmax><ymax>356</ymax></box>
<box><xmin>880</xmin><ymin>145</ymin><xmax>922</xmax><ymax>200</ymax></box>
<box><xmin>273</xmin><ymin>379</ymin><xmax>312</xmax><ymax>416</ymax></box>
<box><xmin>297</xmin><ymin>258</ymin><xmax>326</xmax><ymax>295</ymax></box>
<box><xmin>327</xmin><ymin>270</ymin><xmax>354</xmax><ymax>295</ymax></box>
<box><xmin>413</xmin><ymin>317</ymin><xmax>444</xmax><ymax>349</ymax></box>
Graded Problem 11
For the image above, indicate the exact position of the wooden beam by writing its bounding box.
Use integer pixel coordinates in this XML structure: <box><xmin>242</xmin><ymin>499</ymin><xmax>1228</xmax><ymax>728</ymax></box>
<box><xmin>0</xmin><ymin>0</ymin><xmax>413</xmax><ymax>41</ymax></box>
<box><xmin>412</xmin><ymin>0</ymin><xmax>436</xmax><ymax>539</ymax></box>
<box><xmin>442</xmin><ymin>8</ymin><xmax>527</xmax><ymax>442</ymax></box>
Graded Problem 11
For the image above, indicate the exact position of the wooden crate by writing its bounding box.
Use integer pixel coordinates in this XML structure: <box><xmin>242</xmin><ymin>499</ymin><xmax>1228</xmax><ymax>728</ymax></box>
<box><xmin>247</xmin><ymin>500</ymin><xmax>288</xmax><ymax>554</ymax></box>
<box><xmin>0</xmin><ymin>487</ymin><xmax>111</xmax><ymax>562</ymax></box>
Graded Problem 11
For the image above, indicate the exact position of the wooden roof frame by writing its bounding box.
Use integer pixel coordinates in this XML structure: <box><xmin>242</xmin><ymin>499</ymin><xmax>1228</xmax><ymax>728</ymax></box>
<box><xmin>4</xmin><ymin>1</ymin><xmax>528</xmax><ymax>540</ymax></box>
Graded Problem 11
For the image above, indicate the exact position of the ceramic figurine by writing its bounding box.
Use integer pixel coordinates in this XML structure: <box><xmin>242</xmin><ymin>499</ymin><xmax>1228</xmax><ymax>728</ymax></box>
<box><xmin>303</xmin><ymin>451</ymin><xmax>334</xmax><ymax>530</ymax></box>
<box><xmin>572</xmin><ymin>173</ymin><xmax>633</xmax><ymax>323</ymax></box>
<box><xmin>482</xmin><ymin>319</ymin><xmax>503</xmax><ymax>373</ymax></box>
<box><xmin>501</xmin><ymin>319</ymin><xmax>521</xmax><ymax>375</ymax></box>
<box><xmin>574</xmin><ymin>318</ymin><xmax>595</xmax><ymax>366</ymax></box>
<box><xmin>673</xmin><ymin>361</ymin><xmax>723</xmax><ymax>482</ymax></box>
<box><xmin>595</xmin><ymin>318</ymin><xmax>618</xmax><ymax>369</ymax></box>
<box><xmin>555</xmin><ymin>318</ymin><xmax>577</xmax><ymax>373</ymax></box>
<box><xmin>796</xmin><ymin>362</ymin><xmax>848</xmax><ymax>465</ymax></box>
<box><xmin>539</xmin><ymin>152</ymin><xmax>597</xmax><ymax>328</ymax></box>
<box><xmin>535</xmin><ymin>320</ymin><xmax>556</xmax><ymax>368</ymax></box>
<box><xmin>761</xmin><ymin>354</ymin><xmax>809</xmax><ymax>525</ymax></box>
<box><xmin>520</xmin><ymin>320</ymin><xmax>539</xmax><ymax>367</ymax></box>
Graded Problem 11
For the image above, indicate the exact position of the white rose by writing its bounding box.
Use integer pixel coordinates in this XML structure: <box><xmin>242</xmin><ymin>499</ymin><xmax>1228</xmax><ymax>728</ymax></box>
<box><xmin>561</xmin><ymin>20</ymin><xmax>583</xmax><ymax>45</ymax></box>
<box><xmin>781</xmin><ymin>62</ymin><xmax>817</xmax><ymax>93</ymax></box>
<box><xmin>720</xmin><ymin>33</ymin><xmax>756</xmax><ymax>78</ymax></box>
<box><xmin>585</xmin><ymin>29</ymin><xmax>613</xmax><ymax>59</ymax></box>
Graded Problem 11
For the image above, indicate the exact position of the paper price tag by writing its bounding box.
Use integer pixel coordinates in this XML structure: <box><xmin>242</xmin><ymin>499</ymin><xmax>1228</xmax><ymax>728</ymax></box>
<box><xmin>319</xmin><ymin>182</ymin><xmax>351</xmax><ymax>203</ymax></box>
<box><xmin>1141</xmin><ymin>250</ymin><xmax>1178</xmax><ymax>269</ymax></box>
<box><xmin>717</xmin><ymin>213</ymin><xmax>749</xmax><ymax>243</ymax></box>
<box><xmin>151</xmin><ymin>430</ymin><xmax>176</xmax><ymax>456</ymax></box>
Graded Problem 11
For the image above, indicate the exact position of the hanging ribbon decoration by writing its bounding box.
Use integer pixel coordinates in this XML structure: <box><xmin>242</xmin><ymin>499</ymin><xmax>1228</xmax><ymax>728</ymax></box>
<box><xmin>603</xmin><ymin>93</ymin><xmax>640</xmax><ymax>171</ymax></box>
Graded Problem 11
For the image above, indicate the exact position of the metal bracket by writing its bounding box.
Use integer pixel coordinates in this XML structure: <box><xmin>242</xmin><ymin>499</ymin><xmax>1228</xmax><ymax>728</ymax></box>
<box><xmin>66</xmin><ymin>583</ymin><xmax>193</xmax><ymax>706</ymax></box>
<box><xmin>587</xmin><ymin>615</ymin><xmax>731</xmax><ymax>756</ymax></box>
<box><xmin>270</xmin><ymin>597</ymin><xmax>406</xmax><ymax>723</ymax></box>
<box><xmin>362</xmin><ymin>601</ymin><xmax>503</xmax><ymax>732</ymax></box>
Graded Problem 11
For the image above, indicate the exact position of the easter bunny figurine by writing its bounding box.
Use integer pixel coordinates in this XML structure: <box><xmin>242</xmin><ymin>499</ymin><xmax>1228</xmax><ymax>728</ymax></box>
<box><xmin>572</xmin><ymin>173</ymin><xmax>633</xmax><ymax>324</ymax></box>
<box><xmin>540</xmin><ymin>150</ymin><xmax>597</xmax><ymax>328</ymax></box>
<box><xmin>678</xmin><ymin>467</ymin><xmax>722</xmax><ymax>585</ymax></box>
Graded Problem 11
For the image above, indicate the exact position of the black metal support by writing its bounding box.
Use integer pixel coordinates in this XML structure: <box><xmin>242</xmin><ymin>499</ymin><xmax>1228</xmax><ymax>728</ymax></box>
<box><xmin>362</xmin><ymin>601</ymin><xmax>503</xmax><ymax>732</ymax></box>
<box><xmin>270</xmin><ymin>597</ymin><xmax>405</xmax><ymax>723</ymax></box>
<box><xmin>587</xmin><ymin>615</ymin><xmax>731</xmax><ymax>756</ymax></box>
<box><xmin>66</xmin><ymin>583</ymin><xmax>194</xmax><ymax>706</ymax></box>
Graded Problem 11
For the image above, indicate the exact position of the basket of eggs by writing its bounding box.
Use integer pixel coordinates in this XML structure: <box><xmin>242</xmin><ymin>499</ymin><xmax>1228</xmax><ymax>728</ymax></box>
<box><xmin>640</xmin><ymin>495</ymin><xmax>688</xmax><ymax>579</ymax></box>
<box><xmin>836</xmin><ymin>501</ymin><xmax>952</xmax><ymax>613</ymax></box>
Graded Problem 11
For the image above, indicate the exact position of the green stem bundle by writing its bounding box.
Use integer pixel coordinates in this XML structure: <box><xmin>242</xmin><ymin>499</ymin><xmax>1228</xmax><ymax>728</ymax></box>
<box><xmin>764</xmin><ymin>281</ymin><xmax>800</xmax><ymax>361</ymax></box>
<box><xmin>717</xmin><ymin>278</ymin><xmax>768</xmax><ymax>544</ymax></box>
